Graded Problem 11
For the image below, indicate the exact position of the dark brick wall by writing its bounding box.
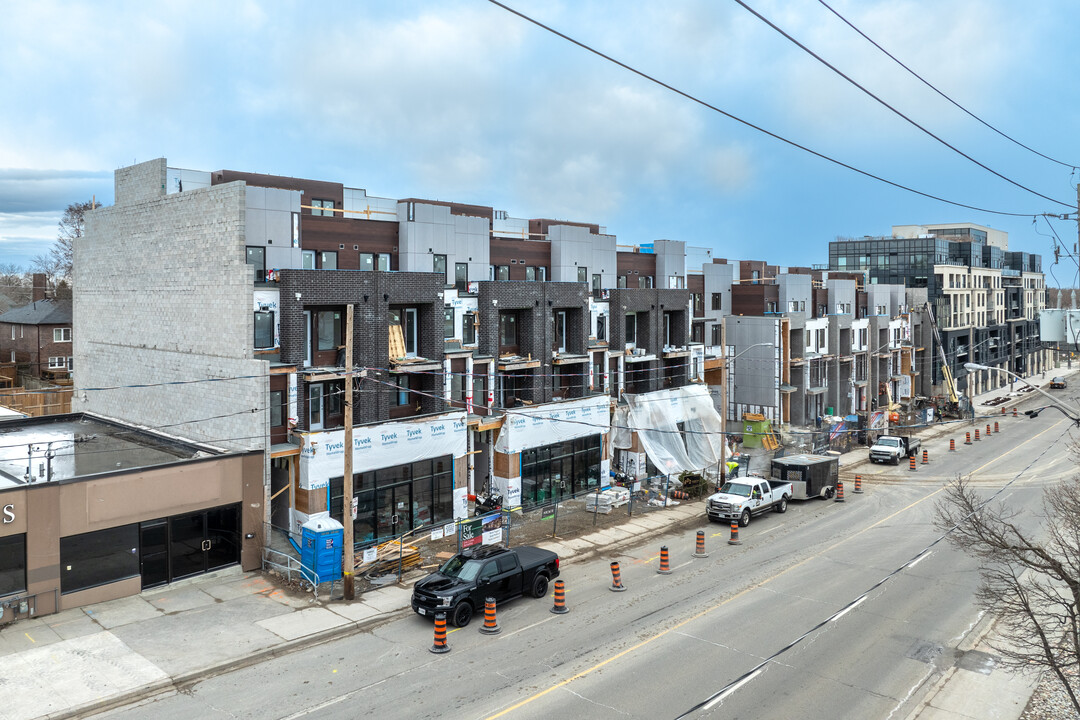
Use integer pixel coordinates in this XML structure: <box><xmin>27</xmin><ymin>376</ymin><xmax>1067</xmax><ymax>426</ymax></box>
<box><xmin>607</xmin><ymin>288</ymin><xmax>691</xmax><ymax>394</ymax></box>
<box><xmin>278</xmin><ymin>269</ymin><xmax>447</xmax><ymax>428</ymax></box>
<box><xmin>476</xmin><ymin>281</ymin><xmax>590</xmax><ymax>405</ymax></box>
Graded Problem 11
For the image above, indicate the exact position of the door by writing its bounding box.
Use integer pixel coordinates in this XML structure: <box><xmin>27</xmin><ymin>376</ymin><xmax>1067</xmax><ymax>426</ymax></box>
<box><xmin>404</xmin><ymin>308</ymin><xmax>418</xmax><ymax>357</ymax></box>
<box><xmin>170</xmin><ymin>512</ymin><xmax>207</xmax><ymax>580</ymax></box>
<box><xmin>139</xmin><ymin>519</ymin><xmax>169</xmax><ymax>590</ymax></box>
<box><xmin>376</xmin><ymin>483</ymin><xmax>412</xmax><ymax>538</ymax></box>
<box><xmin>205</xmin><ymin>506</ymin><xmax>240</xmax><ymax>571</ymax></box>
<box><xmin>309</xmin><ymin>384</ymin><xmax>324</xmax><ymax>430</ymax></box>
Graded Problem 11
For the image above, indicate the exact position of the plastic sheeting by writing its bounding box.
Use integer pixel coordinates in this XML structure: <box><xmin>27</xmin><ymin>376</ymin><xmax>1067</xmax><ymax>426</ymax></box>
<box><xmin>624</xmin><ymin>385</ymin><xmax>725</xmax><ymax>476</ymax></box>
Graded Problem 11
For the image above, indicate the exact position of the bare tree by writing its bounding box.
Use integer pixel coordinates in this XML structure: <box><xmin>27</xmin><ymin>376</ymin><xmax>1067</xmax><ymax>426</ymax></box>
<box><xmin>32</xmin><ymin>199</ymin><xmax>97</xmax><ymax>290</ymax></box>
<box><xmin>934</xmin><ymin>475</ymin><xmax>1080</xmax><ymax>712</ymax></box>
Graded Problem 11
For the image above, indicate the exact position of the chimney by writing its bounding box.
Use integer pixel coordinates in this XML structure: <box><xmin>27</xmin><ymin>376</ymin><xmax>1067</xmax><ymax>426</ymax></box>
<box><xmin>31</xmin><ymin>274</ymin><xmax>47</xmax><ymax>302</ymax></box>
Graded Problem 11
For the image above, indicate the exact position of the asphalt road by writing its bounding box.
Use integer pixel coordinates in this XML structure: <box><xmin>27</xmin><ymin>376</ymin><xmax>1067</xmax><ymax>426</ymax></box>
<box><xmin>98</xmin><ymin>388</ymin><xmax>1080</xmax><ymax>720</ymax></box>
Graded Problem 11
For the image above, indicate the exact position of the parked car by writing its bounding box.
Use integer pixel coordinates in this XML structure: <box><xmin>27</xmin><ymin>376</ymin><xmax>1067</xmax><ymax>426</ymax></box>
<box><xmin>869</xmin><ymin>435</ymin><xmax>922</xmax><ymax>465</ymax></box>
<box><xmin>706</xmin><ymin>477</ymin><xmax>792</xmax><ymax>526</ymax></box>
<box><xmin>1050</xmin><ymin>377</ymin><xmax>1067</xmax><ymax>390</ymax></box>
<box><xmin>411</xmin><ymin>545</ymin><xmax>559</xmax><ymax>627</ymax></box>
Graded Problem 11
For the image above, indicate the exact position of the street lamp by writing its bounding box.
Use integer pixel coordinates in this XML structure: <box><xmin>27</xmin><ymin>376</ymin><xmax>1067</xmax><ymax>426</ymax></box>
<box><xmin>963</xmin><ymin>362</ymin><xmax>1080</xmax><ymax>424</ymax></box>
<box><xmin>718</xmin><ymin>341</ymin><xmax>774</xmax><ymax>484</ymax></box>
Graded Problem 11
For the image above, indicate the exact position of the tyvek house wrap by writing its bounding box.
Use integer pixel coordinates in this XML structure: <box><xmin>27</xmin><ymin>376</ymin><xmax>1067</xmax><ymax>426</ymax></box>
<box><xmin>624</xmin><ymin>384</ymin><xmax>724</xmax><ymax>476</ymax></box>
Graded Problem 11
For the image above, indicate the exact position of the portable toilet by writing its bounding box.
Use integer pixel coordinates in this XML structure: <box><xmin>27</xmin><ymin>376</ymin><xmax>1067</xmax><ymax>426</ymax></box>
<box><xmin>300</xmin><ymin>516</ymin><xmax>344</xmax><ymax>584</ymax></box>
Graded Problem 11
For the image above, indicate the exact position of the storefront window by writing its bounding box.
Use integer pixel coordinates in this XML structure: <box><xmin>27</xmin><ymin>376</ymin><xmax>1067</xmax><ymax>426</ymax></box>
<box><xmin>520</xmin><ymin>436</ymin><xmax>601</xmax><ymax>508</ymax></box>
<box><xmin>329</xmin><ymin>454</ymin><xmax>454</xmax><ymax>542</ymax></box>
<box><xmin>0</xmin><ymin>533</ymin><xmax>26</xmax><ymax>597</ymax></box>
<box><xmin>60</xmin><ymin>524</ymin><xmax>139</xmax><ymax>594</ymax></box>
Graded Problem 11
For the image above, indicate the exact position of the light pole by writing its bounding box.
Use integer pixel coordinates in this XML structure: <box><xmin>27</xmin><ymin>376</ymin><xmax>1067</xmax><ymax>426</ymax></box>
<box><xmin>963</xmin><ymin>362</ymin><xmax>1080</xmax><ymax>423</ymax></box>
<box><xmin>718</xmin><ymin>340</ymin><xmax>773</xmax><ymax>485</ymax></box>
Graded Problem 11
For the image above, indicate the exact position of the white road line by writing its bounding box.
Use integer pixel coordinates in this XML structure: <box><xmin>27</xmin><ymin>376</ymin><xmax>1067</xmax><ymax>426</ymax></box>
<box><xmin>498</xmin><ymin>615</ymin><xmax>556</xmax><ymax>639</ymax></box>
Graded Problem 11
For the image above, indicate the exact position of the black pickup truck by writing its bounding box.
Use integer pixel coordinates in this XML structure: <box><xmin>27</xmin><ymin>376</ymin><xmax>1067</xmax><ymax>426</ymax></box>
<box><xmin>411</xmin><ymin>545</ymin><xmax>560</xmax><ymax>627</ymax></box>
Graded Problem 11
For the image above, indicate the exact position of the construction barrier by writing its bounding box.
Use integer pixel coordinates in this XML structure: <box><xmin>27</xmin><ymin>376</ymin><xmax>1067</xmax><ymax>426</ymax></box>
<box><xmin>853</xmin><ymin>475</ymin><xmax>863</xmax><ymax>494</ymax></box>
<box><xmin>975</xmin><ymin>429</ymin><xmax>981</xmax><ymax>442</ymax></box>
<box><xmin>430</xmin><ymin>613</ymin><xmax>450</xmax><ymax>654</ymax></box>
<box><xmin>693</xmin><ymin>530</ymin><xmax>709</xmax><ymax>558</ymax></box>
<box><xmin>609</xmin><ymin>561</ymin><xmax>627</xmax><ymax>592</ymax></box>
<box><xmin>950</xmin><ymin>438</ymin><xmax>956</xmax><ymax>452</ymax></box>
<box><xmin>965</xmin><ymin>431</ymin><xmax>972</xmax><ymax>445</ymax></box>
<box><xmin>1013</xmin><ymin>407</ymin><xmax>1018</xmax><ymax>417</ymax></box>
<box><xmin>658</xmin><ymin>546</ymin><xmax>672</xmax><ymax>575</ymax></box>
<box><xmin>922</xmin><ymin>449</ymin><xmax>929</xmax><ymax>465</ymax></box>
<box><xmin>909</xmin><ymin>455</ymin><xmax>917</xmax><ymax>471</ymax></box>
<box><xmin>551</xmin><ymin>580</ymin><xmax>569</xmax><ymax>614</ymax></box>
<box><xmin>834</xmin><ymin>480</ymin><xmax>845</xmax><ymax>502</ymax></box>
<box><xmin>986</xmin><ymin>423</ymin><xmax>992</xmax><ymax>436</ymax></box>
<box><xmin>994</xmin><ymin>421</ymin><xmax>1000</xmax><ymax>433</ymax></box>
<box><xmin>728</xmin><ymin>521</ymin><xmax>741</xmax><ymax>546</ymax></box>
<box><xmin>480</xmin><ymin>597</ymin><xmax>501</xmax><ymax>635</ymax></box>
<box><xmin>1001</xmin><ymin>406</ymin><xmax>1006</xmax><ymax>414</ymax></box>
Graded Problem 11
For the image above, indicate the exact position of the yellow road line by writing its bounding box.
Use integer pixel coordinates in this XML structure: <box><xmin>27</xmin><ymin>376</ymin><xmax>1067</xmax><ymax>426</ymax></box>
<box><xmin>486</xmin><ymin>421</ymin><xmax>1065</xmax><ymax>719</ymax></box>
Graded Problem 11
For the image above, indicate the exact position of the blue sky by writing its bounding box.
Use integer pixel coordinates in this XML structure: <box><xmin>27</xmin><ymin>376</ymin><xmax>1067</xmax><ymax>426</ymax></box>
<box><xmin>1</xmin><ymin>1</ymin><xmax>1078</xmax><ymax>283</ymax></box>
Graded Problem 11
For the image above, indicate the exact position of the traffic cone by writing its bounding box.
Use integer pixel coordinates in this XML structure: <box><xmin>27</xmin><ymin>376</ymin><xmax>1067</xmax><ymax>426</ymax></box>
<box><xmin>609</xmin><ymin>561</ymin><xmax>627</xmax><ymax>592</ymax></box>
<box><xmin>693</xmin><ymin>530</ymin><xmax>709</xmax><ymax>558</ymax></box>
<box><xmin>657</xmin><ymin>546</ymin><xmax>672</xmax><ymax>575</ymax></box>
<box><xmin>909</xmin><ymin>455</ymin><xmax>917</xmax><ymax>471</ymax></box>
<box><xmin>994</xmin><ymin>421</ymin><xmax>1000</xmax><ymax>433</ymax></box>
<box><xmin>728</xmin><ymin>521</ymin><xmax>741</xmax><ymax>545</ymax></box>
<box><xmin>922</xmin><ymin>449</ymin><xmax>929</xmax><ymax>464</ymax></box>
<box><xmin>965</xmin><ymin>431</ymin><xmax>972</xmax><ymax>445</ymax></box>
<box><xmin>950</xmin><ymin>438</ymin><xmax>956</xmax><ymax>452</ymax></box>
<box><xmin>975</xmin><ymin>429</ymin><xmax>981</xmax><ymax>441</ymax></box>
<box><xmin>986</xmin><ymin>423</ymin><xmax>992</xmax><ymax>436</ymax></box>
<box><xmin>1013</xmin><ymin>407</ymin><xmax>1018</xmax><ymax>417</ymax></box>
<box><xmin>551</xmin><ymin>580</ymin><xmax>569</xmax><ymax>614</ymax></box>
<box><xmin>479</xmin><ymin>597</ymin><xmax>501</xmax><ymax>635</ymax></box>
<box><xmin>834</xmin><ymin>481</ymin><xmax>845</xmax><ymax>502</ymax></box>
<box><xmin>430</xmin><ymin>612</ymin><xmax>450</xmax><ymax>654</ymax></box>
<box><xmin>853</xmin><ymin>475</ymin><xmax>863</xmax><ymax>493</ymax></box>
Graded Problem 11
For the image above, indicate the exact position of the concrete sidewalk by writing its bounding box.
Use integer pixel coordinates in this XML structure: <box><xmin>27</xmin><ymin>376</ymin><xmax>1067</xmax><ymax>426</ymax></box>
<box><xmin>0</xmin><ymin>501</ymin><xmax>704</xmax><ymax>720</ymax></box>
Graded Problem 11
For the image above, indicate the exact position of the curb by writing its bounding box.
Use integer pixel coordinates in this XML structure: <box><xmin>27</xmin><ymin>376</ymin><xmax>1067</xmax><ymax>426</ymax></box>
<box><xmin>45</xmin><ymin>500</ymin><xmax>709</xmax><ymax>719</ymax></box>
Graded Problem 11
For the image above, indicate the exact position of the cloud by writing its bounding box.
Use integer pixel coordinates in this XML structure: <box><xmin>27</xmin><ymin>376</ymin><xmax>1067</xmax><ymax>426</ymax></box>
<box><xmin>0</xmin><ymin>170</ymin><xmax>111</xmax><ymax>214</ymax></box>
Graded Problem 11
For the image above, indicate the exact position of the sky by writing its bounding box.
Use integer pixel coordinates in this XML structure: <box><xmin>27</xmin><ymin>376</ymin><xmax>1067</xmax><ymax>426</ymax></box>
<box><xmin>1</xmin><ymin>0</ymin><xmax>1078</xmax><ymax>284</ymax></box>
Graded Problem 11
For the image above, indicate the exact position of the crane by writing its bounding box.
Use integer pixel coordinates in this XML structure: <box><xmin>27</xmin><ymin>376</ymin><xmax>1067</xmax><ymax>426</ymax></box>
<box><xmin>924</xmin><ymin>301</ymin><xmax>958</xmax><ymax>403</ymax></box>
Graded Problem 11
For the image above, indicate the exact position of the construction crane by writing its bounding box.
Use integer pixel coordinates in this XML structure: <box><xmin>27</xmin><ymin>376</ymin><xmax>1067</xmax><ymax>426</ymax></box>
<box><xmin>924</xmin><ymin>302</ymin><xmax>958</xmax><ymax>403</ymax></box>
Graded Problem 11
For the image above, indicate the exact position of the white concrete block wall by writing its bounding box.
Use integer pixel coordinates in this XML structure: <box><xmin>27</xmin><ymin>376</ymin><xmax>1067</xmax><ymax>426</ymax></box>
<box><xmin>75</xmin><ymin>175</ymin><xmax>268</xmax><ymax>457</ymax></box>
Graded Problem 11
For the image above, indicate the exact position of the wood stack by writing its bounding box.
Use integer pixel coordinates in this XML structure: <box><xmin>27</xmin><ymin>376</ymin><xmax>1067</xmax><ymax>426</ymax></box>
<box><xmin>355</xmin><ymin>538</ymin><xmax>421</xmax><ymax>576</ymax></box>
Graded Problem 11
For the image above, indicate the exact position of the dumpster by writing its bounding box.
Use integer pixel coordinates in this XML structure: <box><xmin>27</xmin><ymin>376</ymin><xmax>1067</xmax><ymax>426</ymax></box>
<box><xmin>740</xmin><ymin>413</ymin><xmax>775</xmax><ymax>449</ymax></box>
<box><xmin>300</xmin><ymin>516</ymin><xmax>344</xmax><ymax>584</ymax></box>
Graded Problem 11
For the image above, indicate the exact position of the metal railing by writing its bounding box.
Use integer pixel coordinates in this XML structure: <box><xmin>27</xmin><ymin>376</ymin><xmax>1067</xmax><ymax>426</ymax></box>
<box><xmin>262</xmin><ymin>546</ymin><xmax>322</xmax><ymax>602</ymax></box>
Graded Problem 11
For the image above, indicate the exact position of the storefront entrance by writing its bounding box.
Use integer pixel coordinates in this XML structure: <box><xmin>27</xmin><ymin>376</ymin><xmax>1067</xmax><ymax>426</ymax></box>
<box><xmin>139</xmin><ymin>504</ymin><xmax>241</xmax><ymax>589</ymax></box>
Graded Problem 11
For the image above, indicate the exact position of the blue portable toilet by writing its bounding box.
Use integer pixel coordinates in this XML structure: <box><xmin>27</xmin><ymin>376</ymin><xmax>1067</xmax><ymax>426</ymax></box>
<box><xmin>300</xmin><ymin>516</ymin><xmax>344</xmax><ymax>584</ymax></box>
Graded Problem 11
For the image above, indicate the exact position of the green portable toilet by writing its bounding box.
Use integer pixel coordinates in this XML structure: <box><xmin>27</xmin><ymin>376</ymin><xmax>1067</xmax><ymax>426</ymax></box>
<box><xmin>741</xmin><ymin>413</ymin><xmax>773</xmax><ymax>449</ymax></box>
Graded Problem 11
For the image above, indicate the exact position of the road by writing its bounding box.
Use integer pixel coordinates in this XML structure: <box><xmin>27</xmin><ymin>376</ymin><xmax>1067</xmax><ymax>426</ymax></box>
<box><xmin>98</xmin><ymin>390</ymin><xmax>1079</xmax><ymax>720</ymax></box>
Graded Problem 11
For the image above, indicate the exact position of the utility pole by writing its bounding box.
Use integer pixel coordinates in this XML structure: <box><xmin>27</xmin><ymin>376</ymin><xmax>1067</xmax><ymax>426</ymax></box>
<box><xmin>718</xmin><ymin>317</ymin><xmax>727</xmax><ymax>488</ymax></box>
<box><xmin>343</xmin><ymin>304</ymin><xmax>355</xmax><ymax>600</ymax></box>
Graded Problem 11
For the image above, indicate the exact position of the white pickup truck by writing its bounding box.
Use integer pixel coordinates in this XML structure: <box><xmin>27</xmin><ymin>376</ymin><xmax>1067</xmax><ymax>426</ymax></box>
<box><xmin>869</xmin><ymin>435</ymin><xmax>921</xmax><ymax>465</ymax></box>
<box><xmin>706</xmin><ymin>477</ymin><xmax>793</xmax><ymax>527</ymax></box>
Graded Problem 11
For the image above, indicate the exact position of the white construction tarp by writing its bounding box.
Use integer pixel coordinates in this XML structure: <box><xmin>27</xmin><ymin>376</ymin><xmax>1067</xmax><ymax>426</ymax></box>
<box><xmin>624</xmin><ymin>384</ymin><xmax>725</xmax><ymax>476</ymax></box>
<box><xmin>495</xmin><ymin>395</ymin><xmax>610</xmax><ymax>454</ymax></box>
<box><xmin>299</xmin><ymin>411</ymin><xmax>468</xmax><ymax>489</ymax></box>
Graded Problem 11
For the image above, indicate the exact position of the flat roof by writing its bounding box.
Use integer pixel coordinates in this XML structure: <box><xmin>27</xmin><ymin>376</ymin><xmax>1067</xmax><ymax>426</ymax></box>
<box><xmin>0</xmin><ymin>414</ymin><xmax>218</xmax><ymax>489</ymax></box>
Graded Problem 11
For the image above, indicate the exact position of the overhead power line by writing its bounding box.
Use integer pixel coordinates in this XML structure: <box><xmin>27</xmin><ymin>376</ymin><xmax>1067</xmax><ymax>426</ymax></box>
<box><xmin>734</xmin><ymin>0</ymin><xmax>1074</xmax><ymax>210</ymax></box>
<box><xmin>816</xmin><ymin>0</ymin><xmax>1079</xmax><ymax>171</ymax></box>
<box><xmin>486</xmin><ymin>1</ymin><xmax>1041</xmax><ymax>219</ymax></box>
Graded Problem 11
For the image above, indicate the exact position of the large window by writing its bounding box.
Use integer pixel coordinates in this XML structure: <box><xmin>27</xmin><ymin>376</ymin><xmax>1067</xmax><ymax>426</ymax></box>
<box><xmin>270</xmin><ymin>389</ymin><xmax>284</xmax><ymax>427</ymax></box>
<box><xmin>316</xmin><ymin>311</ymin><xmax>342</xmax><ymax>351</ymax></box>
<box><xmin>0</xmin><ymin>533</ymin><xmax>26</xmax><ymax>597</ymax></box>
<box><xmin>53</xmin><ymin>328</ymin><xmax>71</xmax><ymax>343</ymax></box>
<box><xmin>712</xmin><ymin>293</ymin><xmax>722</xmax><ymax>311</ymax></box>
<box><xmin>553</xmin><ymin>310</ymin><xmax>567</xmax><ymax>352</ymax></box>
<box><xmin>60</xmin><ymin>524</ymin><xmax>139</xmax><ymax>594</ymax></box>
<box><xmin>246</xmin><ymin>246</ymin><xmax>265</xmax><ymax>282</ymax></box>
<box><xmin>497</xmin><ymin>265</ymin><xmax>510</xmax><ymax>281</ymax></box>
<box><xmin>444</xmin><ymin>307</ymin><xmax>455</xmax><ymax>338</ymax></box>
<box><xmin>462</xmin><ymin>312</ymin><xmax>477</xmax><ymax>345</ymax></box>
<box><xmin>329</xmin><ymin>456</ymin><xmax>454</xmax><ymax>542</ymax></box>
<box><xmin>625</xmin><ymin>312</ymin><xmax>637</xmax><ymax>346</ymax></box>
<box><xmin>392</xmin><ymin>374</ymin><xmax>411</xmax><ymax>406</ymax></box>
<box><xmin>302</xmin><ymin>250</ymin><xmax>316</xmax><ymax>269</ymax></box>
<box><xmin>596</xmin><ymin>314</ymin><xmax>607</xmax><ymax>342</ymax></box>
<box><xmin>499</xmin><ymin>312</ymin><xmax>519</xmax><ymax>354</ymax></box>
<box><xmin>254</xmin><ymin>311</ymin><xmax>275</xmax><ymax>349</ymax></box>
<box><xmin>520</xmin><ymin>436</ymin><xmax>602</xmax><ymax>507</ymax></box>
<box><xmin>577</xmin><ymin>267</ymin><xmax>588</xmax><ymax>283</ymax></box>
<box><xmin>311</xmin><ymin>198</ymin><xmax>335</xmax><ymax>216</ymax></box>
<box><xmin>319</xmin><ymin>251</ymin><xmax>338</xmax><ymax>270</ymax></box>
<box><xmin>455</xmin><ymin>263</ymin><xmax>468</xmax><ymax>291</ymax></box>
<box><xmin>525</xmin><ymin>266</ymin><xmax>536</xmax><ymax>282</ymax></box>
<box><xmin>433</xmin><ymin>254</ymin><xmax>447</xmax><ymax>279</ymax></box>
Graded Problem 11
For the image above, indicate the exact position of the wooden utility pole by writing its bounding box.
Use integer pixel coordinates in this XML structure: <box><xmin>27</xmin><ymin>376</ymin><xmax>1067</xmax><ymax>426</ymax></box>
<box><xmin>343</xmin><ymin>304</ymin><xmax>355</xmax><ymax>600</ymax></box>
<box><xmin>718</xmin><ymin>317</ymin><xmax>727</xmax><ymax>486</ymax></box>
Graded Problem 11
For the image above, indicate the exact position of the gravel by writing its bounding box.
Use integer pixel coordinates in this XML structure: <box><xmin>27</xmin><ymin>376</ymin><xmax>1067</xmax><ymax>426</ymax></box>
<box><xmin>1020</xmin><ymin>668</ymin><xmax>1080</xmax><ymax>720</ymax></box>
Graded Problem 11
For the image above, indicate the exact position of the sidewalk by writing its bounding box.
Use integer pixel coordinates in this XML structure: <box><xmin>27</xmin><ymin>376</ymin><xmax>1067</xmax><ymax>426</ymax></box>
<box><xmin>0</xmin><ymin>501</ymin><xmax>705</xmax><ymax>720</ymax></box>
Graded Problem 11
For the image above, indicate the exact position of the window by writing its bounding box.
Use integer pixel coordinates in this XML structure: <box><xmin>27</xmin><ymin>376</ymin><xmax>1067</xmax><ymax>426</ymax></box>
<box><xmin>462</xmin><ymin>312</ymin><xmax>477</xmax><ymax>345</ymax></box>
<box><xmin>48</xmin><ymin>357</ymin><xmax>67</xmax><ymax>369</ymax></box>
<box><xmin>360</xmin><ymin>253</ymin><xmax>374</xmax><ymax>272</ymax></box>
<box><xmin>302</xmin><ymin>250</ymin><xmax>316</xmax><ymax>269</ymax></box>
<box><xmin>711</xmin><ymin>325</ymin><xmax>722</xmax><ymax>345</ymax></box>
<box><xmin>693</xmin><ymin>293</ymin><xmax>704</xmax><ymax>316</ymax></box>
<box><xmin>316</xmin><ymin>310</ymin><xmax>342</xmax><ymax>351</ymax></box>
<box><xmin>625</xmin><ymin>313</ymin><xmax>637</xmax><ymax>346</ymax></box>
<box><xmin>711</xmin><ymin>293</ymin><xmax>721</xmax><ymax>311</ymax></box>
<box><xmin>594</xmin><ymin>361</ymin><xmax>605</xmax><ymax>391</ymax></box>
<box><xmin>320</xmin><ymin>251</ymin><xmax>338</xmax><ymax>270</ymax></box>
<box><xmin>389</xmin><ymin>307</ymin><xmax>419</xmax><ymax>356</ymax></box>
<box><xmin>499</xmin><ymin>312</ymin><xmax>519</xmax><ymax>353</ymax></box>
<box><xmin>618</xmin><ymin>275</ymin><xmax>627</xmax><ymax>289</ymax></box>
<box><xmin>455</xmin><ymin>263</ymin><xmax>468</xmax><ymax>291</ymax></box>
<box><xmin>254</xmin><ymin>311</ymin><xmax>275</xmax><ymax>349</ymax></box>
<box><xmin>392</xmin><ymin>374</ymin><xmax>411</xmax><ymax>406</ymax></box>
<box><xmin>691</xmin><ymin>323</ymin><xmax>704</xmax><ymax>343</ymax></box>
<box><xmin>53</xmin><ymin>327</ymin><xmax>71</xmax><ymax>343</ymax></box>
<box><xmin>577</xmin><ymin>267</ymin><xmax>588</xmax><ymax>283</ymax></box>
<box><xmin>377</xmin><ymin>254</ymin><xmax>391</xmax><ymax>272</ymax></box>
<box><xmin>519</xmin><ymin>436</ymin><xmax>602</xmax><ymax>507</ymax></box>
<box><xmin>596</xmin><ymin>314</ymin><xmax>607</xmax><ymax>342</ymax></box>
<box><xmin>270</xmin><ymin>390</ymin><xmax>284</xmax><ymax>427</ymax></box>
<box><xmin>592</xmin><ymin>274</ymin><xmax>601</xmax><ymax>294</ymax></box>
<box><xmin>246</xmin><ymin>246</ymin><xmax>266</xmax><ymax>282</ymax></box>
<box><xmin>553</xmin><ymin>310</ymin><xmax>567</xmax><ymax>352</ymax></box>
<box><xmin>497</xmin><ymin>265</ymin><xmax>510</xmax><ymax>281</ymax></box>
<box><xmin>539</xmin><ymin>267</ymin><xmax>547</xmax><ymax>282</ymax></box>
<box><xmin>311</xmin><ymin>198</ymin><xmax>335</xmax><ymax>217</ymax></box>
<box><xmin>524</xmin><ymin>266</ymin><xmax>535</xmax><ymax>282</ymax></box>
<box><xmin>444</xmin><ymin>307</ymin><xmax>455</xmax><ymax>338</ymax></box>
<box><xmin>309</xmin><ymin>384</ymin><xmax>323</xmax><ymax>429</ymax></box>
<box><xmin>433</xmin><ymin>254</ymin><xmax>447</xmax><ymax>279</ymax></box>
<box><xmin>0</xmin><ymin>533</ymin><xmax>26</xmax><ymax>597</ymax></box>
<box><xmin>60</xmin><ymin>524</ymin><xmax>139</xmax><ymax>594</ymax></box>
